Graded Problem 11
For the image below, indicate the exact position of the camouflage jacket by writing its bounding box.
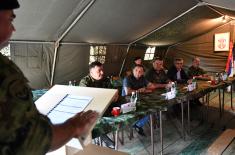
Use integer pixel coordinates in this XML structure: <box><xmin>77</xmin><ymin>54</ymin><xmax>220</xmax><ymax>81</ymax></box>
<box><xmin>188</xmin><ymin>66</ymin><xmax>206</xmax><ymax>78</ymax></box>
<box><xmin>145</xmin><ymin>68</ymin><xmax>168</xmax><ymax>84</ymax></box>
<box><xmin>0</xmin><ymin>53</ymin><xmax>52</xmax><ymax>155</ymax></box>
<box><xmin>79</xmin><ymin>75</ymin><xmax>112</xmax><ymax>88</ymax></box>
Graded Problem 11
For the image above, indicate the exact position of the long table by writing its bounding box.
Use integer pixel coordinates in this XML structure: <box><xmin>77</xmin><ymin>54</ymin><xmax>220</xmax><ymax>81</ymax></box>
<box><xmin>109</xmin><ymin>78</ymin><xmax>235</xmax><ymax>155</ymax></box>
<box><xmin>32</xmin><ymin>77</ymin><xmax>235</xmax><ymax>155</ymax></box>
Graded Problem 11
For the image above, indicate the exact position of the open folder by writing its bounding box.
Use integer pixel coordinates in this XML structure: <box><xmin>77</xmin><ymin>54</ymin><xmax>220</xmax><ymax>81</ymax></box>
<box><xmin>35</xmin><ymin>85</ymin><xmax>118</xmax><ymax>152</ymax></box>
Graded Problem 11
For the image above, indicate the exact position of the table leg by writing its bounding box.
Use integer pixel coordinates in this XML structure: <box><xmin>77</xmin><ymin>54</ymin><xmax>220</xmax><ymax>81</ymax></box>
<box><xmin>115</xmin><ymin>130</ymin><xmax>119</xmax><ymax>150</ymax></box>
<box><xmin>98</xmin><ymin>137</ymin><xmax>103</xmax><ymax>146</ymax></box>
<box><xmin>150</xmin><ymin>114</ymin><xmax>154</xmax><ymax>155</ymax></box>
<box><xmin>219</xmin><ymin>89</ymin><xmax>222</xmax><ymax>118</ymax></box>
<box><xmin>159</xmin><ymin>111</ymin><xmax>163</xmax><ymax>155</ymax></box>
<box><xmin>206</xmin><ymin>93</ymin><xmax>210</xmax><ymax>122</ymax></box>
<box><xmin>187</xmin><ymin>100</ymin><xmax>190</xmax><ymax>134</ymax></box>
<box><xmin>222</xmin><ymin>88</ymin><xmax>225</xmax><ymax>114</ymax></box>
<box><xmin>231</xmin><ymin>84</ymin><xmax>233</xmax><ymax>110</ymax></box>
<box><xmin>181</xmin><ymin>102</ymin><xmax>185</xmax><ymax>140</ymax></box>
<box><xmin>129</xmin><ymin>127</ymin><xmax>134</xmax><ymax>140</ymax></box>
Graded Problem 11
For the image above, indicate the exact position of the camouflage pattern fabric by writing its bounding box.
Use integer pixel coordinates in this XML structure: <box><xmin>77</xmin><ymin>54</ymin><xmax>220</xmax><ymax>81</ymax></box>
<box><xmin>93</xmin><ymin>80</ymin><xmax>232</xmax><ymax>138</ymax></box>
<box><xmin>32</xmin><ymin>76</ymin><xmax>234</xmax><ymax>140</ymax></box>
<box><xmin>145</xmin><ymin>68</ymin><xmax>169</xmax><ymax>84</ymax></box>
<box><xmin>79</xmin><ymin>75</ymin><xmax>112</xmax><ymax>88</ymax></box>
<box><xmin>0</xmin><ymin>53</ymin><xmax>52</xmax><ymax>155</ymax></box>
<box><xmin>188</xmin><ymin>66</ymin><xmax>206</xmax><ymax>78</ymax></box>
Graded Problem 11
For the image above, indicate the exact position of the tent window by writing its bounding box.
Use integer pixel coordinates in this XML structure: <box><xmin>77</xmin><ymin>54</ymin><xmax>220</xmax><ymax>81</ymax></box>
<box><xmin>144</xmin><ymin>47</ymin><xmax>155</xmax><ymax>61</ymax></box>
<box><xmin>89</xmin><ymin>46</ymin><xmax>106</xmax><ymax>64</ymax></box>
<box><xmin>0</xmin><ymin>44</ymin><xmax>11</xmax><ymax>59</ymax></box>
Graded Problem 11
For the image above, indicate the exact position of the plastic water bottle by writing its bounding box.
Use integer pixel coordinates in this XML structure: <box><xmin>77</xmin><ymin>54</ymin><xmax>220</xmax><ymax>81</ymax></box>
<box><xmin>73</xmin><ymin>80</ymin><xmax>76</xmax><ymax>86</ymax></box>
<box><xmin>130</xmin><ymin>92</ymin><xmax>136</xmax><ymax>104</ymax></box>
<box><xmin>192</xmin><ymin>77</ymin><xmax>197</xmax><ymax>89</ymax></box>
<box><xmin>135</xmin><ymin>90</ymin><xmax>138</xmax><ymax>103</ymax></box>
<box><xmin>68</xmin><ymin>81</ymin><xmax>72</xmax><ymax>86</ymax></box>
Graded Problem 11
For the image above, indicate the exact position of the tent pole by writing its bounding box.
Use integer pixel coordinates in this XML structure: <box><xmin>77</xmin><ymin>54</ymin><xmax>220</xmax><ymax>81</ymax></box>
<box><xmin>119</xmin><ymin>44</ymin><xmax>131</xmax><ymax>77</ymax></box>
<box><xmin>129</xmin><ymin>3</ymin><xmax>202</xmax><ymax>45</ymax></box>
<box><xmin>201</xmin><ymin>1</ymin><xmax>235</xmax><ymax>12</ymax></box>
<box><xmin>57</xmin><ymin>0</ymin><xmax>96</xmax><ymax>42</ymax></box>
<box><xmin>49</xmin><ymin>0</ymin><xmax>96</xmax><ymax>85</ymax></box>
<box><xmin>50</xmin><ymin>42</ymin><xmax>59</xmax><ymax>86</ymax></box>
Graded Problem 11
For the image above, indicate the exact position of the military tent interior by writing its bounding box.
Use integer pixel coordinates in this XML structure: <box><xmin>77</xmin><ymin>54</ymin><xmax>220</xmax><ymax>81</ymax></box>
<box><xmin>2</xmin><ymin>0</ymin><xmax>235</xmax><ymax>154</ymax></box>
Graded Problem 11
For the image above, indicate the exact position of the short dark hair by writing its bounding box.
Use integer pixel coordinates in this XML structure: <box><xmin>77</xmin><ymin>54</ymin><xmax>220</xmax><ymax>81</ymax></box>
<box><xmin>174</xmin><ymin>58</ymin><xmax>183</xmax><ymax>62</ymax></box>
<box><xmin>134</xmin><ymin>56</ymin><xmax>142</xmax><ymax>62</ymax></box>
<box><xmin>132</xmin><ymin>64</ymin><xmax>145</xmax><ymax>71</ymax></box>
<box><xmin>89</xmin><ymin>61</ymin><xmax>103</xmax><ymax>70</ymax></box>
<box><xmin>192</xmin><ymin>57</ymin><xmax>200</xmax><ymax>62</ymax></box>
<box><xmin>153</xmin><ymin>57</ymin><xmax>163</xmax><ymax>62</ymax></box>
<box><xmin>0</xmin><ymin>0</ymin><xmax>20</xmax><ymax>10</ymax></box>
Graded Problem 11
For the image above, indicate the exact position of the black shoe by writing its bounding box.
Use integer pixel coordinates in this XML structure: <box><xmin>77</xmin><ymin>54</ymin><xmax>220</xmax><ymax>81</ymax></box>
<box><xmin>100</xmin><ymin>134</ymin><xmax>115</xmax><ymax>149</ymax></box>
<box><xmin>133</xmin><ymin>124</ymin><xmax>146</xmax><ymax>136</ymax></box>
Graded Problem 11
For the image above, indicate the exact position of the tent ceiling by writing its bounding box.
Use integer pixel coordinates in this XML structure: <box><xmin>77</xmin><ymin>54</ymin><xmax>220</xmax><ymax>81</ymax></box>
<box><xmin>12</xmin><ymin>0</ymin><xmax>197</xmax><ymax>44</ymax></box>
<box><xmin>137</xmin><ymin>5</ymin><xmax>235</xmax><ymax>46</ymax></box>
<box><xmin>62</xmin><ymin>0</ymin><xmax>197</xmax><ymax>44</ymax></box>
<box><xmin>203</xmin><ymin>0</ymin><xmax>235</xmax><ymax>11</ymax></box>
<box><xmin>10</xmin><ymin>0</ymin><xmax>235</xmax><ymax>45</ymax></box>
<box><xmin>12</xmin><ymin>0</ymin><xmax>87</xmax><ymax>41</ymax></box>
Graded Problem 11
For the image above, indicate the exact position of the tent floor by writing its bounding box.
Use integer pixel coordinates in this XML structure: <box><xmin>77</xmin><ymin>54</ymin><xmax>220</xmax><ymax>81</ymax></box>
<box><xmin>99</xmin><ymin>90</ymin><xmax>235</xmax><ymax>155</ymax></box>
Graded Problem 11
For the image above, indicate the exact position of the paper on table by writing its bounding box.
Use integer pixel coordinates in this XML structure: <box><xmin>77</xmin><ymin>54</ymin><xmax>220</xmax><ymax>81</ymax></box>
<box><xmin>47</xmin><ymin>94</ymin><xmax>93</xmax><ymax>149</ymax></box>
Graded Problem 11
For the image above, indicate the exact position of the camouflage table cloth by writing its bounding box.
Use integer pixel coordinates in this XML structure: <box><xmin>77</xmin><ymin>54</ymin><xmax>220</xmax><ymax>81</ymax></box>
<box><xmin>32</xmin><ymin>79</ymin><xmax>231</xmax><ymax>138</ymax></box>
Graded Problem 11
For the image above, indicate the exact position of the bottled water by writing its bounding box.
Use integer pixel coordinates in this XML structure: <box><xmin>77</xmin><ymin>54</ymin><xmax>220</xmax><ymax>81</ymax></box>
<box><xmin>192</xmin><ymin>77</ymin><xmax>197</xmax><ymax>89</ymax></box>
<box><xmin>130</xmin><ymin>92</ymin><xmax>135</xmax><ymax>103</ymax></box>
<box><xmin>68</xmin><ymin>81</ymin><xmax>72</xmax><ymax>86</ymax></box>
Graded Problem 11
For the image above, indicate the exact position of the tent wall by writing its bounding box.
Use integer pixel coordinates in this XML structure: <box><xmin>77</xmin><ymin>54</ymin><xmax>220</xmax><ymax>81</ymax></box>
<box><xmin>10</xmin><ymin>43</ymin><xmax>130</xmax><ymax>89</ymax></box>
<box><xmin>121</xmin><ymin>46</ymin><xmax>147</xmax><ymax>75</ymax></box>
<box><xmin>103</xmin><ymin>45</ymin><xmax>128</xmax><ymax>76</ymax></box>
<box><xmin>53</xmin><ymin>45</ymin><xmax>90</xmax><ymax>85</ymax></box>
<box><xmin>10</xmin><ymin>43</ymin><xmax>54</xmax><ymax>89</ymax></box>
<box><xmin>54</xmin><ymin>44</ymin><xmax>128</xmax><ymax>85</ymax></box>
<box><xmin>165</xmin><ymin>23</ymin><xmax>235</xmax><ymax>73</ymax></box>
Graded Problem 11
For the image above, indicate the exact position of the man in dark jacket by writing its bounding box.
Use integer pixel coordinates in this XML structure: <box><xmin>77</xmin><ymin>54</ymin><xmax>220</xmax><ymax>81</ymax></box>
<box><xmin>167</xmin><ymin>58</ymin><xmax>189</xmax><ymax>84</ymax></box>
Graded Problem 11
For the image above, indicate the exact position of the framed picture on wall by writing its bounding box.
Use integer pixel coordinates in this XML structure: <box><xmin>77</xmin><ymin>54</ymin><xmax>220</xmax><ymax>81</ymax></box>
<box><xmin>214</xmin><ymin>32</ymin><xmax>230</xmax><ymax>52</ymax></box>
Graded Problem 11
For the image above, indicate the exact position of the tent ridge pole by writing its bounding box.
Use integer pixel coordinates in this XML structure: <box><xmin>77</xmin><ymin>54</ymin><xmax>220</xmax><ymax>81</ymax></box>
<box><xmin>119</xmin><ymin>44</ymin><xmax>131</xmax><ymax>77</ymax></box>
<box><xmin>57</xmin><ymin>0</ymin><xmax>96</xmax><ymax>42</ymax></box>
<box><xmin>202</xmin><ymin>1</ymin><xmax>235</xmax><ymax>12</ymax></box>
<box><xmin>49</xmin><ymin>0</ymin><xmax>96</xmax><ymax>86</ymax></box>
<box><xmin>50</xmin><ymin>41</ymin><xmax>59</xmax><ymax>86</ymax></box>
<box><xmin>129</xmin><ymin>3</ymin><xmax>201</xmax><ymax>45</ymax></box>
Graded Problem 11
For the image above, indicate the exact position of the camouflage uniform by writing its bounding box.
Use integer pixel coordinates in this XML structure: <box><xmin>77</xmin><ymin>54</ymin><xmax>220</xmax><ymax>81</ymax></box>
<box><xmin>0</xmin><ymin>53</ymin><xmax>52</xmax><ymax>155</ymax></box>
<box><xmin>79</xmin><ymin>75</ymin><xmax>121</xmax><ymax>117</ymax></box>
<box><xmin>188</xmin><ymin>66</ymin><xmax>206</xmax><ymax>78</ymax></box>
<box><xmin>145</xmin><ymin>67</ymin><xmax>168</xmax><ymax>84</ymax></box>
<box><xmin>79</xmin><ymin>75</ymin><xmax>112</xmax><ymax>88</ymax></box>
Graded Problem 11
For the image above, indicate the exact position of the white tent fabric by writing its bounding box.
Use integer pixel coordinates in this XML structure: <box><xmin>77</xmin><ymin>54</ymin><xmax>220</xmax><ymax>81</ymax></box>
<box><xmin>7</xmin><ymin>0</ymin><xmax>235</xmax><ymax>89</ymax></box>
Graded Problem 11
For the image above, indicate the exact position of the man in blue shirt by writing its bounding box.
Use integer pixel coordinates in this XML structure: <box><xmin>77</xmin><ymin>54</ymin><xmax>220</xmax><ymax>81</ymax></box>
<box><xmin>122</xmin><ymin>64</ymin><xmax>156</xmax><ymax>136</ymax></box>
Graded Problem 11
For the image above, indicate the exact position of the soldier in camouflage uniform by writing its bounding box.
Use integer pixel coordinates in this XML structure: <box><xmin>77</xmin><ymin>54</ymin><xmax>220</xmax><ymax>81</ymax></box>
<box><xmin>0</xmin><ymin>1</ymin><xmax>98</xmax><ymax>154</ymax></box>
<box><xmin>145</xmin><ymin>57</ymin><xmax>169</xmax><ymax>88</ymax></box>
<box><xmin>188</xmin><ymin>57</ymin><xmax>207</xmax><ymax>79</ymax></box>
<box><xmin>79</xmin><ymin>61</ymin><xmax>112</xmax><ymax>88</ymax></box>
<box><xmin>79</xmin><ymin>61</ymin><xmax>120</xmax><ymax>148</ymax></box>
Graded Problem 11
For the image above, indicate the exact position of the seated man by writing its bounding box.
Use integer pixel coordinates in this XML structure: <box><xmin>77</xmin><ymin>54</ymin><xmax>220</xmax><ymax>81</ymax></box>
<box><xmin>125</xmin><ymin>56</ymin><xmax>143</xmax><ymax>76</ymax></box>
<box><xmin>79</xmin><ymin>61</ymin><xmax>112</xmax><ymax>88</ymax></box>
<box><xmin>145</xmin><ymin>57</ymin><xmax>170</xmax><ymax>88</ymax></box>
<box><xmin>79</xmin><ymin>61</ymin><xmax>118</xmax><ymax>148</ymax></box>
<box><xmin>167</xmin><ymin>58</ymin><xmax>189</xmax><ymax>84</ymax></box>
<box><xmin>188</xmin><ymin>57</ymin><xmax>207</xmax><ymax>79</ymax></box>
<box><xmin>123</xmin><ymin>64</ymin><xmax>156</xmax><ymax>95</ymax></box>
<box><xmin>122</xmin><ymin>64</ymin><xmax>156</xmax><ymax>136</ymax></box>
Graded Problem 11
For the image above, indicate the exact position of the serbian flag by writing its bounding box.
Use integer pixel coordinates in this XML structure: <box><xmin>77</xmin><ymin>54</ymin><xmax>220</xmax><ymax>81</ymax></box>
<box><xmin>225</xmin><ymin>42</ymin><xmax>234</xmax><ymax>77</ymax></box>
